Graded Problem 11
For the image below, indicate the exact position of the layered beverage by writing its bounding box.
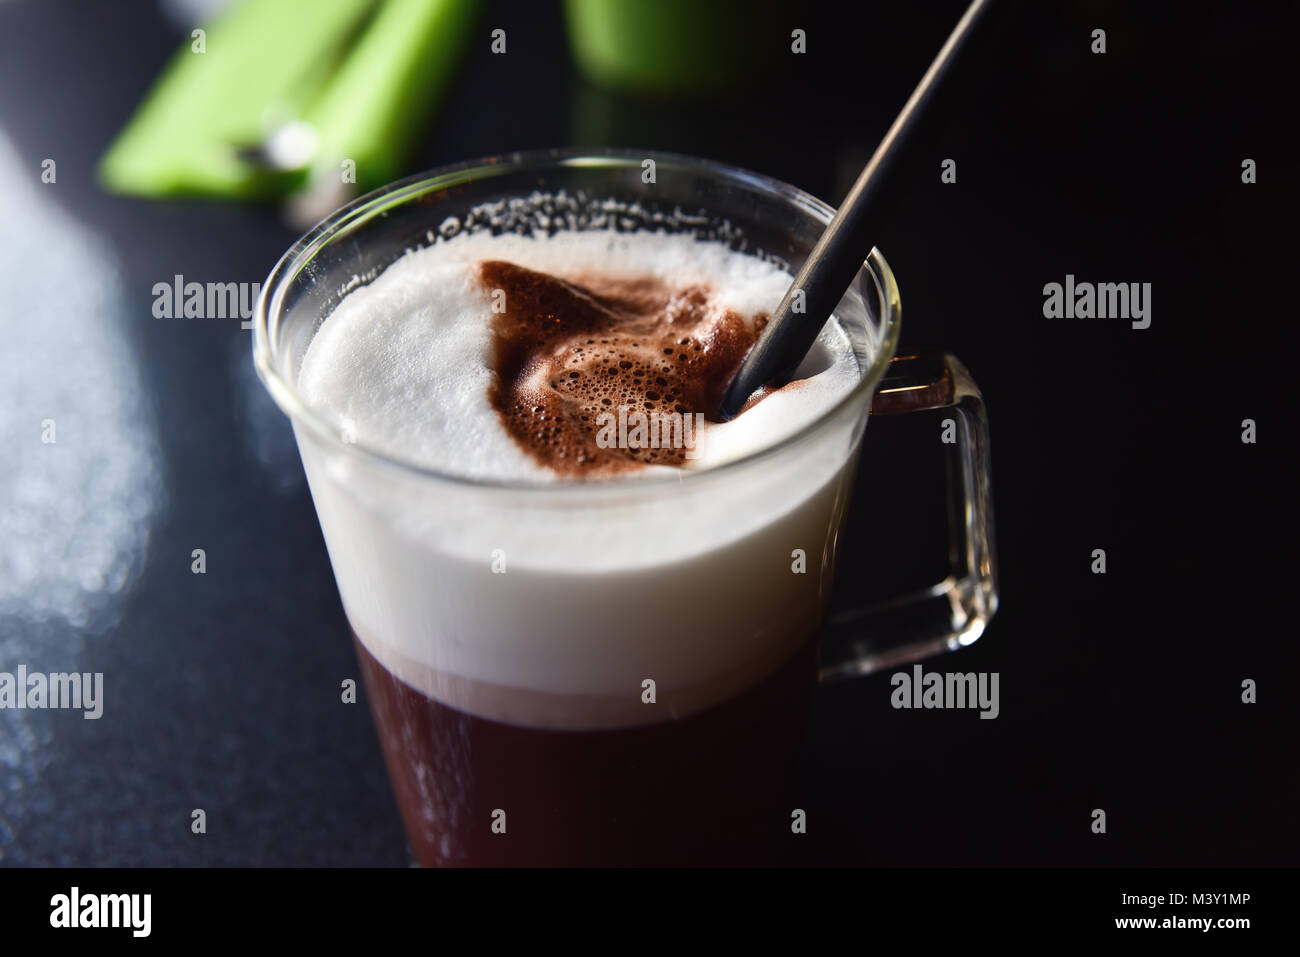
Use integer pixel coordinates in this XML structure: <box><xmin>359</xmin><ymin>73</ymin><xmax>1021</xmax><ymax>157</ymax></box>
<box><xmin>292</xmin><ymin>227</ymin><xmax>868</xmax><ymax>866</ymax></box>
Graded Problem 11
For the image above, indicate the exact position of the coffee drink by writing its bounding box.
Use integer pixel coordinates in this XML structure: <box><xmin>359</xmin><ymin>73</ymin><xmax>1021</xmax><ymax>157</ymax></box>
<box><xmin>294</xmin><ymin>230</ymin><xmax>863</xmax><ymax>864</ymax></box>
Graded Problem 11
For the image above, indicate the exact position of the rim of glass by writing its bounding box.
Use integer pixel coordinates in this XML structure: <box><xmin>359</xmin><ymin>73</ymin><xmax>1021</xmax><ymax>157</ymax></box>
<box><xmin>253</xmin><ymin>147</ymin><xmax>902</xmax><ymax>493</ymax></box>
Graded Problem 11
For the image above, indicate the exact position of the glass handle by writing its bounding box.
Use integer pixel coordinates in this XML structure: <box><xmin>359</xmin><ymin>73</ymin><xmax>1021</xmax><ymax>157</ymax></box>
<box><xmin>819</xmin><ymin>353</ymin><xmax>998</xmax><ymax>681</ymax></box>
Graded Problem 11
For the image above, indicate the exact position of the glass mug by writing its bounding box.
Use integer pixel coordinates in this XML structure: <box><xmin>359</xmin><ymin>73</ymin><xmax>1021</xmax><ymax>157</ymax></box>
<box><xmin>253</xmin><ymin>149</ymin><xmax>997</xmax><ymax>866</ymax></box>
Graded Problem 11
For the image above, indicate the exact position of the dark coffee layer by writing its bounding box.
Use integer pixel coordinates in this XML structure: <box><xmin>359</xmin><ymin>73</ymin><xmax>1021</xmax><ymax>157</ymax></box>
<box><xmin>480</xmin><ymin>260</ymin><xmax>767</xmax><ymax>476</ymax></box>
<box><xmin>354</xmin><ymin>628</ymin><xmax>816</xmax><ymax>866</ymax></box>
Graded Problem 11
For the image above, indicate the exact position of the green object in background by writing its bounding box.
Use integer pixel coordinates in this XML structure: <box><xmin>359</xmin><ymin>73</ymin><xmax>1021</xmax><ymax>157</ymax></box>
<box><xmin>300</xmin><ymin>0</ymin><xmax>478</xmax><ymax>198</ymax></box>
<box><xmin>564</xmin><ymin>0</ymin><xmax>787</xmax><ymax>96</ymax></box>
<box><xmin>99</xmin><ymin>0</ymin><xmax>478</xmax><ymax>201</ymax></box>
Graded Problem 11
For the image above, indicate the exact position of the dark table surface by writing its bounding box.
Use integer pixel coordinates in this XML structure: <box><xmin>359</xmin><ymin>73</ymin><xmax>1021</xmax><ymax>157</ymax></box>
<box><xmin>0</xmin><ymin>0</ymin><xmax>1293</xmax><ymax>866</ymax></box>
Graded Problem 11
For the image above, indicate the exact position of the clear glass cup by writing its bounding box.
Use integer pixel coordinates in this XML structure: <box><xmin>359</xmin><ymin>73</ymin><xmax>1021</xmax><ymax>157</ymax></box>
<box><xmin>253</xmin><ymin>148</ymin><xmax>997</xmax><ymax>865</ymax></box>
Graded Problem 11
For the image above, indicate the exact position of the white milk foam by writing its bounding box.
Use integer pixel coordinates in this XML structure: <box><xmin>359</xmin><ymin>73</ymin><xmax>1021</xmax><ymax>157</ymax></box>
<box><xmin>292</xmin><ymin>230</ymin><xmax>869</xmax><ymax>729</ymax></box>
<box><xmin>297</xmin><ymin>230</ymin><xmax>860</xmax><ymax>482</ymax></box>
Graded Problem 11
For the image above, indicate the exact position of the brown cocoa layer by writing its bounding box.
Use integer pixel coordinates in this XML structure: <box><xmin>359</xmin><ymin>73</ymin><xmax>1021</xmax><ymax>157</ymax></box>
<box><xmin>480</xmin><ymin>260</ymin><xmax>766</xmax><ymax>476</ymax></box>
